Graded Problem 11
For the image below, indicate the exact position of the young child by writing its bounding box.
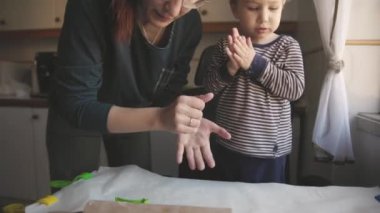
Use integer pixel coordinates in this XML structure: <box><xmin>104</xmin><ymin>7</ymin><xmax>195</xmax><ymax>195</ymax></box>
<box><xmin>204</xmin><ymin>0</ymin><xmax>305</xmax><ymax>183</ymax></box>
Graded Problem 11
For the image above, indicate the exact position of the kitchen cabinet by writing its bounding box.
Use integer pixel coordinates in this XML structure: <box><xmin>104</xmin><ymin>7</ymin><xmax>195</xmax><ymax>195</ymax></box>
<box><xmin>150</xmin><ymin>131</ymin><xmax>178</xmax><ymax>177</ymax></box>
<box><xmin>0</xmin><ymin>0</ymin><xmax>4</xmax><ymax>28</ymax></box>
<box><xmin>0</xmin><ymin>0</ymin><xmax>299</xmax><ymax>37</ymax></box>
<box><xmin>54</xmin><ymin>0</ymin><xmax>67</xmax><ymax>28</ymax></box>
<box><xmin>198</xmin><ymin>0</ymin><xmax>237</xmax><ymax>23</ymax></box>
<box><xmin>0</xmin><ymin>106</ymin><xmax>50</xmax><ymax>201</ymax></box>
<box><xmin>0</xmin><ymin>0</ymin><xmax>67</xmax><ymax>31</ymax></box>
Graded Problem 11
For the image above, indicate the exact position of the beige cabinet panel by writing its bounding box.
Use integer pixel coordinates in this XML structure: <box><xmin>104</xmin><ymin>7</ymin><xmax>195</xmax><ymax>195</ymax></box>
<box><xmin>0</xmin><ymin>0</ymin><xmax>8</xmax><ymax>30</ymax></box>
<box><xmin>199</xmin><ymin>0</ymin><xmax>237</xmax><ymax>22</ymax></box>
<box><xmin>0</xmin><ymin>107</ymin><xmax>49</xmax><ymax>200</ymax></box>
<box><xmin>150</xmin><ymin>131</ymin><xmax>178</xmax><ymax>177</ymax></box>
<box><xmin>53</xmin><ymin>0</ymin><xmax>67</xmax><ymax>28</ymax></box>
<box><xmin>0</xmin><ymin>107</ymin><xmax>36</xmax><ymax>200</ymax></box>
<box><xmin>1</xmin><ymin>0</ymin><xmax>54</xmax><ymax>30</ymax></box>
<box><xmin>0</xmin><ymin>0</ymin><xmax>4</xmax><ymax>18</ymax></box>
<box><xmin>0</xmin><ymin>0</ymin><xmax>67</xmax><ymax>31</ymax></box>
<box><xmin>31</xmin><ymin>108</ymin><xmax>50</xmax><ymax>198</ymax></box>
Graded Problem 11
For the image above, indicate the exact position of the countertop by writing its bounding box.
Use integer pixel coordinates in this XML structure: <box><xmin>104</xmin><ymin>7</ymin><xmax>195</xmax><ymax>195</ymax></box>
<box><xmin>26</xmin><ymin>165</ymin><xmax>380</xmax><ymax>213</ymax></box>
<box><xmin>357</xmin><ymin>112</ymin><xmax>380</xmax><ymax>137</ymax></box>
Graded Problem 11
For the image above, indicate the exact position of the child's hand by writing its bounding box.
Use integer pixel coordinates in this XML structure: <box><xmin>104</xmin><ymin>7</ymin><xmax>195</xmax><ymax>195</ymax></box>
<box><xmin>225</xmin><ymin>34</ymin><xmax>239</xmax><ymax>76</ymax></box>
<box><xmin>231</xmin><ymin>35</ymin><xmax>255</xmax><ymax>70</ymax></box>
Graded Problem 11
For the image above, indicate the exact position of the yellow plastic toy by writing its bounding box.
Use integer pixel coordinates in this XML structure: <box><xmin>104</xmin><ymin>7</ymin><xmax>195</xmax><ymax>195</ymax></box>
<box><xmin>2</xmin><ymin>203</ymin><xmax>25</xmax><ymax>213</ymax></box>
<box><xmin>38</xmin><ymin>195</ymin><xmax>58</xmax><ymax>206</ymax></box>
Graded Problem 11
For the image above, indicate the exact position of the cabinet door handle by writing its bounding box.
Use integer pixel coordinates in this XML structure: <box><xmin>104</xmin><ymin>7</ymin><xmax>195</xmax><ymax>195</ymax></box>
<box><xmin>200</xmin><ymin>9</ymin><xmax>208</xmax><ymax>16</ymax></box>
<box><xmin>32</xmin><ymin>114</ymin><xmax>39</xmax><ymax>120</ymax></box>
<box><xmin>55</xmin><ymin>17</ymin><xmax>61</xmax><ymax>23</ymax></box>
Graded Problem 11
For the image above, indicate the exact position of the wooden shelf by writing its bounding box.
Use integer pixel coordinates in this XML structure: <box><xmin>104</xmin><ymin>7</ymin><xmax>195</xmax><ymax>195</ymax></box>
<box><xmin>0</xmin><ymin>96</ymin><xmax>48</xmax><ymax>108</ymax></box>
<box><xmin>0</xmin><ymin>21</ymin><xmax>298</xmax><ymax>39</ymax></box>
<box><xmin>0</xmin><ymin>29</ymin><xmax>61</xmax><ymax>40</ymax></box>
<box><xmin>346</xmin><ymin>39</ymin><xmax>380</xmax><ymax>46</ymax></box>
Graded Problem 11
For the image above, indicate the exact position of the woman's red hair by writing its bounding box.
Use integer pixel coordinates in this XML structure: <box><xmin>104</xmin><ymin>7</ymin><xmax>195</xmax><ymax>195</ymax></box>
<box><xmin>111</xmin><ymin>0</ymin><xmax>137</xmax><ymax>42</ymax></box>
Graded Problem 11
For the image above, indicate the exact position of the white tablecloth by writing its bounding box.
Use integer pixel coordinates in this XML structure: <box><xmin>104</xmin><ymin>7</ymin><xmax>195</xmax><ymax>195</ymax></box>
<box><xmin>26</xmin><ymin>165</ymin><xmax>380</xmax><ymax>213</ymax></box>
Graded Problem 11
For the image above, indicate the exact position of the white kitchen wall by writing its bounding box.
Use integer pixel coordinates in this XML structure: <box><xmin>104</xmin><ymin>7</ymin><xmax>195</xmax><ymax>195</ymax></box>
<box><xmin>342</xmin><ymin>0</ymin><xmax>380</xmax><ymax>186</ymax></box>
<box><xmin>346</xmin><ymin>0</ymin><xmax>380</xmax><ymax>40</ymax></box>
<box><xmin>344</xmin><ymin>47</ymin><xmax>380</xmax><ymax>118</ymax></box>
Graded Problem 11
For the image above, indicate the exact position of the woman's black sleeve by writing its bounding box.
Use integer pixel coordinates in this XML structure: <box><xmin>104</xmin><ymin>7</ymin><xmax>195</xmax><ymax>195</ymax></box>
<box><xmin>51</xmin><ymin>0</ymin><xmax>112</xmax><ymax>133</ymax></box>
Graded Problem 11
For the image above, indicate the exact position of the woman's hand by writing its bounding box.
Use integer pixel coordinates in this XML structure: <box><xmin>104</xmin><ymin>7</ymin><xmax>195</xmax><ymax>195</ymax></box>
<box><xmin>176</xmin><ymin>118</ymin><xmax>231</xmax><ymax>170</ymax></box>
<box><xmin>160</xmin><ymin>93</ymin><xmax>214</xmax><ymax>134</ymax></box>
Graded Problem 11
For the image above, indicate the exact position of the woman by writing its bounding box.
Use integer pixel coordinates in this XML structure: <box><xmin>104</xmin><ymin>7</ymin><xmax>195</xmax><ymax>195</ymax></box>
<box><xmin>47</xmin><ymin>0</ymin><xmax>231</xmax><ymax>182</ymax></box>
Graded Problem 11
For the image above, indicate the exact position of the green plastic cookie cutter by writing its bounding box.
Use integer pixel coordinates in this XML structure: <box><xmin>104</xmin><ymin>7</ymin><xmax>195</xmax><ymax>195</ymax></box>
<box><xmin>50</xmin><ymin>172</ymin><xmax>94</xmax><ymax>189</ymax></box>
<box><xmin>115</xmin><ymin>197</ymin><xmax>149</xmax><ymax>204</ymax></box>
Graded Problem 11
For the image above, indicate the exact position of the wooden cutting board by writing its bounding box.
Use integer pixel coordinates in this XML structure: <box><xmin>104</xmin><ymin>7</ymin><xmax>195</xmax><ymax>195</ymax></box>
<box><xmin>83</xmin><ymin>200</ymin><xmax>232</xmax><ymax>213</ymax></box>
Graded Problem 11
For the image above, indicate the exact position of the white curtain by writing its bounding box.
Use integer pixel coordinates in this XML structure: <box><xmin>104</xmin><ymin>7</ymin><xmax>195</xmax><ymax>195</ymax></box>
<box><xmin>312</xmin><ymin>0</ymin><xmax>354</xmax><ymax>163</ymax></box>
